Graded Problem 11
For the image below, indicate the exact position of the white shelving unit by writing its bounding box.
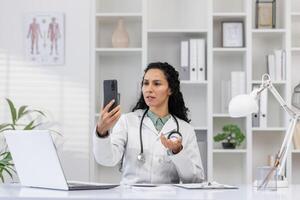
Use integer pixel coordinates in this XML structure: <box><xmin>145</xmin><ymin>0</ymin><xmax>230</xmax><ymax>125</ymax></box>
<box><xmin>91</xmin><ymin>0</ymin><xmax>300</xmax><ymax>185</ymax></box>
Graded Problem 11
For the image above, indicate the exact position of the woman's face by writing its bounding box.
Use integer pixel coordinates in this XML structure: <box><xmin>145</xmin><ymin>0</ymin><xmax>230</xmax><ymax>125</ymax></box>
<box><xmin>142</xmin><ymin>69</ymin><xmax>171</xmax><ymax>110</ymax></box>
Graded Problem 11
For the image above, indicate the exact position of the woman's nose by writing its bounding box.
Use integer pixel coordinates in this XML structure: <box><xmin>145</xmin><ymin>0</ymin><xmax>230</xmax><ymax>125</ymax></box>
<box><xmin>145</xmin><ymin>84</ymin><xmax>153</xmax><ymax>93</ymax></box>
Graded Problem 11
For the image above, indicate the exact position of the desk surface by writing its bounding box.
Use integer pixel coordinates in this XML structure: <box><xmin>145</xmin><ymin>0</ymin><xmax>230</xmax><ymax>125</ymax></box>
<box><xmin>0</xmin><ymin>184</ymin><xmax>299</xmax><ymax>200</ymax></box>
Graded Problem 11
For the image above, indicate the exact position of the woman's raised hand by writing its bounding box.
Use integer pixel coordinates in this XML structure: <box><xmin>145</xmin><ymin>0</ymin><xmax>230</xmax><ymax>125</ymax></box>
<box><xmin>96</xmin><ymin>100</ymin><xmax>121</xmax><ymax>136</ymax></box>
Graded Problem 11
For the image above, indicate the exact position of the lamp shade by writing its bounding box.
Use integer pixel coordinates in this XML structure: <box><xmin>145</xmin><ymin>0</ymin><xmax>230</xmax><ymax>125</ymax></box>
<box><xmin>229</xmin><ymin>94</ymin><xmax>259</xmax><ymax>117</ymax></box>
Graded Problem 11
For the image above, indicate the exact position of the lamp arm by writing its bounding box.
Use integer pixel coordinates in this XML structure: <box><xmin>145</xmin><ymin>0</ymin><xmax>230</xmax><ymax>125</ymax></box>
<box><xmin>267</xmin><ymin>83</ymin><xmax>297</xmax><ymax>118</ymax></box>
<box><xmin>277</xmin><ymin>116</ymin><xmax>299</xmax><ymax>175</ymax></box>
<box><xmin>255</xmin><ymin>74</ymin><xmax>297</xmax><ymax>118</ymax></box>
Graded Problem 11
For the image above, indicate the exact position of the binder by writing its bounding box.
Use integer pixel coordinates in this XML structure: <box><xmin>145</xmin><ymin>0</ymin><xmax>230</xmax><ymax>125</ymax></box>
<box><xmin>252</xmin><ymin>85</ymin><xmax>260</xmax><ymax>127</ymax></box>
<box><xmin>260</xmin><ymin>88</ymin><xmax>268</xmax><ymax>128</ymax></box>
<box><xmin>179</xmin><ymin>41</ymin><xmax>190</xmax><ymax>80</ymax></box>
<box><xmin>282</xmin><ymin>50</ymin><xmax>286</xmax><ymax>81</ymax></box>
<box><xmin>267</xmin><ymin>54</ymin><xmax>276</xmax><ymax>81</ymax></box>
<box><xmin>189</xmin><ymin>39</ymin><xmax>198</xmax><ymax>81</ymax></box>
<box><xmin>274</xmin><ymin>50</ymin><xmax>282</xmax><ymax>81</ymax></box>
<box><xmin>197</xmin><ymin>39</ymin><xmax>206</xmax><ymax>81</ymax></box>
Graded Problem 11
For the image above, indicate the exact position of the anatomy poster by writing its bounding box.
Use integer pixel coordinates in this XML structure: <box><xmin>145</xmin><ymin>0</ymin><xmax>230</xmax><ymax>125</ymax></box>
<box><xmin>25</xmin><ymin>13</ymin><xmax>64</xmax><ymax>65</ymax></box>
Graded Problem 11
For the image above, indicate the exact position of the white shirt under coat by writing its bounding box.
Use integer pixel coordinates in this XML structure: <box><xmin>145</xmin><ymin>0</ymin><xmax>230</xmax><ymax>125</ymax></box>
<box><xmin>93</xmin><ymin>109</ymin><xmax>205</xmax><ymax>185</ymax></box>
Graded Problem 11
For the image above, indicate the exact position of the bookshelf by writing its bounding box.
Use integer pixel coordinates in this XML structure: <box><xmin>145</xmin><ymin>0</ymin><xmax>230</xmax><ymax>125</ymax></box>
<box><xmin>91</xmin><ymin>0</ymin><xmax>300</xmax><ymax>185</ymax></box>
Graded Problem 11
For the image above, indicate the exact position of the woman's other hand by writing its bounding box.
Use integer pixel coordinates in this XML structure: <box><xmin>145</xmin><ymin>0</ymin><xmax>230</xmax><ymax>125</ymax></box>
<box><xmin>160</xmin><ymin>134</ymin><xmax>183</xmax><ymax>154</ymax></box>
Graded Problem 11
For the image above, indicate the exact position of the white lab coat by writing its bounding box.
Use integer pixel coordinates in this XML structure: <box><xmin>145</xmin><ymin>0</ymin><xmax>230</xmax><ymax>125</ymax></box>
<box><xmin>93</xmin><ymin>109</ymin><xmax>204</xmax><ymax>184</ymax></box>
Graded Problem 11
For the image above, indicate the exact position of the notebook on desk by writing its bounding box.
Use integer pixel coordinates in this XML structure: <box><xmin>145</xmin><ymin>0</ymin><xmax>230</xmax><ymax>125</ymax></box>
<box><xmin>4</xmin><ymin>130</ymin><xmax>119</xmax><ymax>191</ymax></box>
<box><xmin>174</xmin><ymin>181</ymin><xmax>238</xmax><ymax>189</ymax></box>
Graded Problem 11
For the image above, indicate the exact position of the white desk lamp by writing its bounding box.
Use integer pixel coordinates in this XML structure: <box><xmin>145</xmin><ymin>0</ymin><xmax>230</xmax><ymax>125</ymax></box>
<box><xmin>229</xmin><ymin>74</ymin><xmax>300</xmax><ymax>189</ymax></box>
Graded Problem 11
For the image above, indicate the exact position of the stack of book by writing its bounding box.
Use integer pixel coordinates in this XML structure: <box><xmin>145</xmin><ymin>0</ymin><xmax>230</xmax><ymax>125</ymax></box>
<box><xmin>266</xmin><ymin>49</ymin><xmax>286</xmax><ymax>81</ymax></box>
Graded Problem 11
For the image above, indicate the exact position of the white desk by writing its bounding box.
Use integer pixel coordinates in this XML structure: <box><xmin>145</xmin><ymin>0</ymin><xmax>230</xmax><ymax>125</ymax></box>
<box><xmin>0</xmin><ymin>184</ymin><xmax>299</xmax><ymax>200</ymax></box>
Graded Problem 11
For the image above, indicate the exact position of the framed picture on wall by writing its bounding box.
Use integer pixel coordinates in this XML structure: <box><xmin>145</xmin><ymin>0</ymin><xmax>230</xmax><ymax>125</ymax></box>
<box><xmin>222</xmin><ymin>21</ymin><xmax>244</xmax><ymax>48</ymax></box>
<box><xmin>24</xmin><ymin>12</ymin><xmax>65</xmax><ymax>65</ymax></box>
<box><xmin>255</xmin><ymin>0</ymin><xmax>276</xmax><ymax>29</ymax></box>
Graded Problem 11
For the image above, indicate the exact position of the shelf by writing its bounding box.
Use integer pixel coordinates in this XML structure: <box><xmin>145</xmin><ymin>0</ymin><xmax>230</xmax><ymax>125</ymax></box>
<box><xmin>148</xmin><ymin>29</ymin><xmax>208</xmax><ymax>33</ymax></box>
<box><xmin>95</xmin><ymin>48</ymin><xmax>142</xmax><ymax>52</ymax></box>
<box><xmin>147</xmin><ymin>29</ymin><xmax>208</xmax><ymax>38</ymax></box>
<box><xmin>95</xmin><ymin>15</ymin><xmax>142</xmax><ymax>22</ymax></box>
<box><xmin>213</xmin><ymin>48</ymin><xmax>246</xmax><ymax>53</ymax></box>
<box><xmin>212</xmin><ymin>12</ymin><xmax>246</xmax><ymax>19</ymax></box>
<box><xmin>194</xmin><ymin>127</ymin><xmax>208</xmax><ymax>131</ymax></box>
<box><xmin>291</xmin><ymin>47</ymin><xmax>300</xmax><ymax>52</ymax></box>
<box><xmin>95</xmin><ymin>48</ymin><xmax>142</xmax><ymax>55</ymax></box>
<box><xmin>252</xmin><ymin>127</ymin><xmax>286</xmax><ymax>132</ymax></box>
<box><xmin>180</xmin><ymin>80</ymin><xmax>208</xmax><ymax>85</ymax></box>
<box><xmin>252</xmin><ymin>29</ymin><xmax>286</xmax><ymax>34</ymax></box>
<box><xmin>291</xmin><ymin>12</ymin><xmax>300</xmax><ymax>17</ymax></box>
<box><xmin>95</xmin><ymin>13</ymin><xmax>142</xmax><ymax>17</ymax></box>
<box><xmin>251</xmin><ymin>80</ymin><xmax>286</xmax><ymax>85</ymax></box>
<box><xmin>213</xmin><ymin>149</ymin><xmax>247</xmax><ymax>154</ymax></box>
<box><xmin>213</xmin><ymin>113</ymin><xmax>231</xmax><ymax>118</ymax></box>
<box><xmin>292</xmin><ymin>150</ymin><xmax>300</xmax><ymax>154</ymax></box>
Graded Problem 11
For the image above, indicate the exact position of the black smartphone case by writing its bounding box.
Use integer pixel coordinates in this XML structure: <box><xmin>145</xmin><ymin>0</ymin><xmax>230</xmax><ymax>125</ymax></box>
<box><xmin>103</xmin><ymin>80</ymin><xmax>118</xmax><ymax>112</ymax></box>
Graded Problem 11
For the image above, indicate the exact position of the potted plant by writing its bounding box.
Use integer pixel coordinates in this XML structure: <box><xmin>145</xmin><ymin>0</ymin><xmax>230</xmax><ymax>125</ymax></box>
<box><xmin>0</xmin><ymin>98</ymin><xmax>59</xmax><ymax>182</ymax></box>
<box><xmin>213</xmin><ymin>124</ymin><xmax>245</xmax><ymax>149</ymax></box>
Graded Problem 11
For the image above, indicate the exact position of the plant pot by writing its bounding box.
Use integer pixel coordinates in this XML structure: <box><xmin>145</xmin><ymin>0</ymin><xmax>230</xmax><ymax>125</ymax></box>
<box><xmin>222</xmin><ymin>142</ymin><xmax>236</xmax><ymax>149</ymax></box>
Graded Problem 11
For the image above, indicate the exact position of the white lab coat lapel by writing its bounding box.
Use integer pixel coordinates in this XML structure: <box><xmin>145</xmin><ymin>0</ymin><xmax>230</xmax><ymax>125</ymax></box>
<box><xmin>142</xmin><ymin>116</ymin><xmax>158</xmax><ymax>134</ymax></box>
<box><xmin>137</xmin><ymin>110</ymin><xmax>158</xmax><ymax>134</ymax></box>
<box><xmin>160</xmin><ymin>116</ymin><xmax>178</xmax><ymax>137</ymax></box>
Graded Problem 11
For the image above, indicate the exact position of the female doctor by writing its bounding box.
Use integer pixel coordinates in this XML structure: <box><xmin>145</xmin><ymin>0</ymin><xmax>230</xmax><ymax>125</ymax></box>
<box><xmin>93</xmin><ymin>62</ymin><xmax>204</xmax><ymax>184</ymax></box>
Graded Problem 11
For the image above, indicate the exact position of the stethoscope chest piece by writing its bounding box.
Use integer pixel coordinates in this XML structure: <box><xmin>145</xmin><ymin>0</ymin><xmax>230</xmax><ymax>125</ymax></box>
<box><xmin>137</xmin><ymin>153</ymin><xmax>145</xmax><ymax>163</ymax></box>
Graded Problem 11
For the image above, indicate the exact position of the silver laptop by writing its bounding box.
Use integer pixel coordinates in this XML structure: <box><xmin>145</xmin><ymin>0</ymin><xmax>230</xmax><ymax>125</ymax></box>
<box><xmin>4</xmin><ymin>130</ymin><xmax>118</xmax><ymax>190</ymax></box>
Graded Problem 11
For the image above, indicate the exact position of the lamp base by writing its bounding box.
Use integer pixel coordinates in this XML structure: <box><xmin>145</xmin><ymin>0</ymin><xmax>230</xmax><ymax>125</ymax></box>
<box><xmin>253</xmin><ymin>177</ymin><xmax>288</xmax><ymax>188</ymax></box>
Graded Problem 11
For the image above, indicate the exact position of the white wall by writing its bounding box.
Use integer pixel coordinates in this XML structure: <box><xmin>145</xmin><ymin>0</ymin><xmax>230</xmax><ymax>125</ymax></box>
<box><xmin>0</xmin><ymin>0</ymin><xmax>91</xmax><ymax>181</ymax></box>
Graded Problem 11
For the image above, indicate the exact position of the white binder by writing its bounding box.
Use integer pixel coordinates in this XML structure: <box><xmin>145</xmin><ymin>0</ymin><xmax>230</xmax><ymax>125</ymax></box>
<box><xmin>274</xmin><ymin>50</ymin><xmax>282</xmax><ymax>81</ymax></box>
<box><xmin>179</xmin><ymin>40</ymin><xmax>190</xmax><ymax>80</ymax></box>
<box><xmin>267</xmin><ymin>54</ymin><xmax>276</xmax><ymax>81</ymax></box>
<box><xmin>197</xmin><ymin>39</ymin><xmax>206</xmax><ymax>81</ymax></box>
<box><xmin>189</xmin><ymin>39</ymin><xmax>198</xmax><ymax>81</ymax></box>
<box><xmin>260</xmin><ymin>88</ymin><xmax>268</xmax><ymax>128</ymax></box>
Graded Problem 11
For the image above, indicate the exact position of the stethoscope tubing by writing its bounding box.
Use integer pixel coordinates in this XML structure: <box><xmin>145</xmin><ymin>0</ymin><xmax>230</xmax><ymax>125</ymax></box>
<box><xmin>138</xmin><ymin>108</ymin><xmax>181</xmax><ymax>162</ymax></box>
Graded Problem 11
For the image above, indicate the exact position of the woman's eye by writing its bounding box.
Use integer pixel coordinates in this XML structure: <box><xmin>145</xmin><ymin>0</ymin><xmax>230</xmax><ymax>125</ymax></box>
<box><xmin>143</xmin><ymin>81</ymin><xmax>148</xmax><ymax>85</ymax></box>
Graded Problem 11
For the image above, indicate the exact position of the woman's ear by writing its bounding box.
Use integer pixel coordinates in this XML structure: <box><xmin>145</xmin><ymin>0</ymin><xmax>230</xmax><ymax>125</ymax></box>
<box><xmin>168</xmin><ymin>88</ymin><xmax>172</xmax><ymax>96</ymax></box>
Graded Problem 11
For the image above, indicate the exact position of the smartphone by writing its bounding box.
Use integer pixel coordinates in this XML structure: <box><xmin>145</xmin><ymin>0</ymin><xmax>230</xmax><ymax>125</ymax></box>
<box><xmin>103</xmin><ymin>79</ymin><xmax>119</xmax><ymax>112</ymax></box>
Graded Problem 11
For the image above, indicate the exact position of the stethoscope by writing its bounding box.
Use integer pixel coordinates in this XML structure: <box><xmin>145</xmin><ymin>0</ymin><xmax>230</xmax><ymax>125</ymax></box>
<box><xmin>137</xmin><ymin>108</ymin><xmax>182</xmax><ymax>163</ymax></box>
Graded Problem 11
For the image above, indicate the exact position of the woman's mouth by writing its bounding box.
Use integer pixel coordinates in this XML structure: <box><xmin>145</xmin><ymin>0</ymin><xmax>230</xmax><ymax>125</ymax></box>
<box><xmin>146</xmin><ymin>96</ymin><xmax>155</xmax><ymax>101</ymax></box>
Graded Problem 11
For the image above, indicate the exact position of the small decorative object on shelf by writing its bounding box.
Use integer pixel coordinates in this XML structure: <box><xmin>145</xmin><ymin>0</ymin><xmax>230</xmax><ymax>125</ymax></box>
<box><xmin>213</xmin><ymin>124</ymin><xmax>245</xmax><ymax>149</ymax></box>
<box><xmin>292</xmin><ymin>83</ymin><xmax>300</xmax><ymax>110</ymax></box>
<box><xmin>112</xmin><ymin>18</ymin><xmax>129</xmax><ymax>48</ymax></box>
<box><xmin>255</xmin><ymin>0</ymin><xmax>276</xmax><ymax>29</ymax></box>
<box><xmin>221</xmin><ymin>21</ymin><xmax>244</xmax><ymax>48</ymax></box>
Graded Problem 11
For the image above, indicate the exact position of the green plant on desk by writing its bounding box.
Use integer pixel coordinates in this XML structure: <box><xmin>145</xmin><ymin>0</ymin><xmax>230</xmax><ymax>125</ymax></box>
<box><xmin>0</xmin><ymin>98</ymin><xmax>59</xmax><ymax>182</ymax></box>
<box><xmin>213</xmin><ymin>124</ymin><xmax>245</xmax><ymax>149</ymax></box>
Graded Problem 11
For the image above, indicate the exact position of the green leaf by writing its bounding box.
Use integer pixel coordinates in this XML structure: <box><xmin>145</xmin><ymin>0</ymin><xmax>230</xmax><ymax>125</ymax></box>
<box><xmin>0</xmin><ymin>173</ymin><xmax>4</xmax><ymax>183</ymax></box>
<box><xmin>17</xmin><ymin>105</ymin><xmax>28</xmax><ymax>120</ymax></box>
<box><xmin>2</xmin><ymin>167</ymin><xmax>13</xmax><ymax>179</ymax></box>
<box><xmin>32</xmin><ymin>109</ymin><xmax>46</xmax><ymax>117</ymax></box>
<box><xmin>31</xmin><ymin>123</ymin><xmax>42</xmax><ymax>130</ymax></box>
<box><xmin>6</xmin><ymin>98</ymin><xmax>17</xmax><ymax>125</ymax></box>
<box><xmin>23</xmin><ymin>120</ymin><xmax>35</xmax><ymax>130</ymax></box>
<box><xmin>0</xmin><ymin>123</ymin><xmax>11</xmax><ymax>132</ymax></box>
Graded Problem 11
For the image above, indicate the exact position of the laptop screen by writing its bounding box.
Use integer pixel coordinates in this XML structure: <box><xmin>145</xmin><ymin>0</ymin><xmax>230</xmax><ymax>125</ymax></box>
<box><xmin>4</xmin><ymin>130</ymin><xmax>69</xmax><ymax>190</ymax></box>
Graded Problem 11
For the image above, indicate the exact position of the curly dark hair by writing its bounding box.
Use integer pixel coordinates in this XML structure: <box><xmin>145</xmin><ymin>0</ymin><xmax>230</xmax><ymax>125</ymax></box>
<box><xmin>132</xmin><ymin>62</ymin><xmax>190</xmax><ymax>123</ymax></box>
